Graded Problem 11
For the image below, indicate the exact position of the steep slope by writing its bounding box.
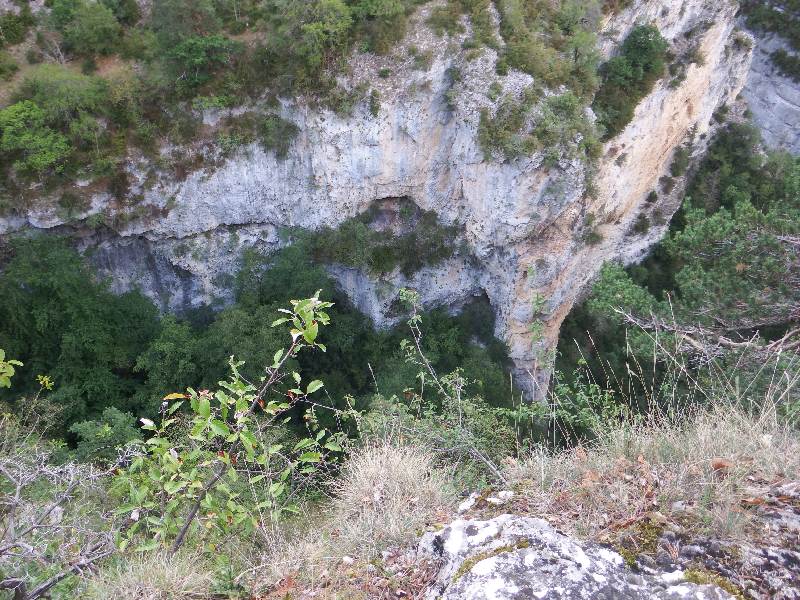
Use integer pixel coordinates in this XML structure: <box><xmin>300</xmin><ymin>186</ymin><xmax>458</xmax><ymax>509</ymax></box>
<box><xmin>741</xmin><ymin>29</ymin><xmax>800</xmax><ymax>154</ymax></box>
<box><xmin>0</xmin><ymin>0</ymin><xmax>753</xmax><ymax>398</ymax></box>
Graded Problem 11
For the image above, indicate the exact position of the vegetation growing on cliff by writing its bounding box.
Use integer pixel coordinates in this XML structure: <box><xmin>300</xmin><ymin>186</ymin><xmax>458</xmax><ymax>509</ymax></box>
<box><xmin>298</xmin><ymin>201</ymin><xmax>462</xmax><ymax>276</ymax></box>
<box><xmin>0</xmin><ymin>0</ymin><xmax>679</xmax><ymax>208</ymax></box>
<box><xmin>742</xmin><ymin>0</ymin><xmax>800</xmax><ymax>82</ymax></box>
<box><xmin>558</xmin><ymin>123</ymin><xmax>800</xmax><ymax>411</ymax></box>
<box><xmin>0</xmin><ymin>0</ymin><xmax>426</xmax><ymax>202</ymax></box>
<box><xmin>592</xmin><ymin>25</ymin><xmax>669</xmax><ymax>139</ymax></box>
<box><xmin>478</xmin><ymin>89</ymin><xmax>601</xmax><ymax>162</ymax></box>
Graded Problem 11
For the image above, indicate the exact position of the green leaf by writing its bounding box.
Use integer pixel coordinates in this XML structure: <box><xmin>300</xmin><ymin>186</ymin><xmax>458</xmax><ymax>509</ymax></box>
<box><xmin>303</xmin><ymin>320</ymin><xmax>319</xmax><ymax>343</ymax></box>
<box><xmin>135</xmin><ymin>539</ymin><xmax>160</xmax><ymax>552</ymax></box>
<box><xmin>293</xmin><ymin>438</ymin><xmax>314</xmax><ymax>451</ymax></box>
<box><xmin>306</xmin><ymin>380</ymin><xmax>323</xmax><ymax>394</ymax></box>
<box><xmin>163</xmin><ymin>480</ymin><xmax>186</xmax><ymax>494</ymax></box>
<box><xmin>197</xmin><ymin>396</ymin><xmax>211</xmax><ymax>419</ymax></box>
<box><xmin>167</xmin><ymin>401</ymin><xmax>184</xmax><ymax>415</ymax></box>
<box><xmin>269</xmin><ymin>481</ymin><xmax>286</xmax><ymax>497</ymax></box>
<box><xmin>299</xmin><ymin>451</ymin><xmax>322</xmax><ymax>463</ymax></box>
<box><xmin>209</xmin><ymin>419</ymin><xmax>230</xmax><ymax>437</ymax></box>
<box><xmin>272</xmin><ymin>348</ymin><xmax>284</xmax><ymax>367</ymax></box>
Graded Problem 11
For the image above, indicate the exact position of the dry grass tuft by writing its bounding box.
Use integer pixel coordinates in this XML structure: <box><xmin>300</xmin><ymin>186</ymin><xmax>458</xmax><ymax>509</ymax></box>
<box><xmin>84</xmin><ymin>551</ymin><xmax>214</xmax><ymax>600</ymax></box>
<box><xmin>505</xmin><ymin>401</ymin><xmax>800</xmax><ymax>539</ymax></box>
<box><xmin>330</xmin><ymin>442</ymin><xmax>455</xmax><ymax>558</ymax></box>
<box><xmin>243</xmin><ymin>442</ymin><xmax>454</xmax><ymax>596</ymax></box>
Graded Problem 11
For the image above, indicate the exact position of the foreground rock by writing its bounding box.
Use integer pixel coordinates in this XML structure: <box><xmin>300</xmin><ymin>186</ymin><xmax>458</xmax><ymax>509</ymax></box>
<box><xmin>419</xmin><ymin>515</ymin><xmax>734</xmax><ymax>599</ymax></box>
<box><xmin>641</xmin><ymin>479</ymin><xmax>800</xmax><ymax>600</ymax></box>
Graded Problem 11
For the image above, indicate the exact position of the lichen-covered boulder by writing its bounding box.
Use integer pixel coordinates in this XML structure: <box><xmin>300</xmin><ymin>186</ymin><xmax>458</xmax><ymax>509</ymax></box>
<box><xmin>418</xmin><ymin>515</ymin><xmax>734</xmax><ymax>600</ymax></box>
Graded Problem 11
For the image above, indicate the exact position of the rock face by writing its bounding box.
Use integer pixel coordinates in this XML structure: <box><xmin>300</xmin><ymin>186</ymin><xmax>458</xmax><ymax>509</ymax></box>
<box><xmin>741</xmin><ymin>30</ymin><xmax>800</xmax><ymax>155</ymax></box>
<box><xmin>418</xmin><ymin>515</ymin><xmax>734</xmax><ymax>599</ymax></box>
<box><xmin>0</xmin><ymin>0</ymin><xmax>753</xmax><ymax>397</ymax></box>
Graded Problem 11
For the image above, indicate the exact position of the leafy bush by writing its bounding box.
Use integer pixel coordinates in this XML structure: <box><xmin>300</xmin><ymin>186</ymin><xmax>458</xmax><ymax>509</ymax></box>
<box><xmin>427</xmin><ymin>3</ymin><xmax>464</xmax><ymax>35</ymax></box>
<box><xmin>478</xmin><ymin>88</ymin><xmax>540</xmax><ymax>160</ymax></box>
<box><xmin>113</xmin><ymin>293</ymin><xmax>350</xmax><ymax>553</ymax></box>
<box><xmin>741</xmin><ymin>0</ymin><xmax>800</xmax><ymax>55</ymax></box>
<box><xmin>0</xmin><ymin>101</ymin><xmax>71</xmax><ymax>175</ymax></box>
<box><xmin>14</xmin><ymin>65</ymin><xmax>109</xmax><ymax>127</ymax></box>
<box><xmin>771</xmin><ymin>48</ymin><xmax>800</xmax><ymax>82</ymax></box>
<box><xmin>70</xmin><ymin>407</ymin><xmax>141</xmax><ymax>463</ymax></box>
<box><xmin>0</xmin><ymin>5</ymin><xmax>34</xmax><ymax>48</ymax></box>
<box><xmin>303</xmin><ymin>204</ymin><xmax>459</xmax><ymax>276</ymax></box>
<box><xmin>0</xmin><ymin>50</ymin><xmax>18</xmax><ymax>80</ymax></box>
<box><xmin>479</xmin><ymin>89</ymin><xmax>599</xmax><ymax>162</ymax></box>
<box><xmin>670</xmin><ymin>144</ymin><xmax>691</xmax><ymax>177</ymax></box>
<box><xmin>63</xmin><ymin>1</ymin><xmax>121</xmax><ymax>56</ymax></box>
<box><xmin>593</xmin><ymin>25</ymin><xmax>668</xmax><ymax>139</ymax></box>
<box><xmin>257</xmin><ymin>114</ymin><xmax>299</xmax><ymax>158</ymax></box>
<box><xmin>169</xmin><ymin>34</ymin><xmax>242</xmax><ymax>94</ymax></box>
<box><xmin>150</xmin><ymin>0</ymin><xmax>221</xmax><ymax>49</ymax></box>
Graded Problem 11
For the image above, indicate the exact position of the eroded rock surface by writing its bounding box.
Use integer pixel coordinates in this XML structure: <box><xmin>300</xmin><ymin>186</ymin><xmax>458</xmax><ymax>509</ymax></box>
<box><xmin>741</xmin><ymin>30</ymin><xmax>800</xmax><ymax>155</ymax></box>
<box><xmin>0</xmin><ymin>0</ymin><xmax>754</xmax><ymax>397</ymax></box>
<box><xmin>418</xmin><ymin>515</ymin><xmax>734</xmax><ymax>599</ymax></box>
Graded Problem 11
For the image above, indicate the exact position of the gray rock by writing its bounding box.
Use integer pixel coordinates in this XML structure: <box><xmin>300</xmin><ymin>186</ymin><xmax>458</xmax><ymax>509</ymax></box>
<box><xmin>418</xmin><ymin>515</ymin><xmax>734</xmax><ymax>599</ymax></box>
<box><xmin>741</xmin><ymin>29</ymin><xmax>800</xmax><ymax>155</ymax></box>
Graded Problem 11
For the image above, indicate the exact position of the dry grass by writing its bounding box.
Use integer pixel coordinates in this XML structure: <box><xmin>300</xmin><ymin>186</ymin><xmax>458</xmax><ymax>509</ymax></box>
<box><xmin>242</xmin><ymin>442</ymin><xmax>455</xmax><ymax>596</ymax></box>
<box><xmin>505</xmin><ymin>401</ymin><xmax>800</xmax><ymax>540</ymax></box>
<box><xmin>83</xmin><ymin>551</ymin><xmax>214</xmax><ymax>600</ymax></box>
<box><xmin>329</xmin><ymin>442</ymin><xmax>455</xmax><ymax>559</ymax></box>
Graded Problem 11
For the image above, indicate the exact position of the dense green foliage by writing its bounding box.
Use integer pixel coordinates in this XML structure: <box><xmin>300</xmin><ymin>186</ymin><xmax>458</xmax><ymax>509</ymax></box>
<box><xmin>593</xmin><ymin>25</ymin><xmax>668</xmax><ymax>139</ymax></box>
<box><xmin>300</xmin><ymin>202</ymin><xmax>461</xmax><ymax>275</ymax></box>
<box><xmin>478</xmin><ymin>89</ymin><xmax>600</xmax><ymax>162</ymax></box>
<box><xmin>0</xmin><ymin>236</ymin><xmax>512</xmax><ymax>441</ymax></box>
<box><xmin>0</xmin><ymin>0</ymin><xmax>425</xmax><ymax>196</ymax></box>
<box><xmin>0</xmin><ymin>237</ymin><xmax>160</xmax><ymax>430</ymax></box>
<box><xmin>0</xmin><ymin>4</ymin><xmax>34</xmax><ymax>48</ymax></box>
<box><xmin>558</xmin><ymin>124</ymin><xmax>800</xmax><ymax>404</ymax></box>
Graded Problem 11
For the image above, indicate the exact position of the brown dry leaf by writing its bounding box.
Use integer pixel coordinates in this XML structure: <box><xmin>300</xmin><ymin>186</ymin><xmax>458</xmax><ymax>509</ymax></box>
<box><xmin>712</xmin><ymin>458</ymin><xmax>734</xmax><ymax>474</ymax></box>
<box><xmin>741</xmin><ymin>497</ymin><xmax>766</xmax><ymax>506</ymax></box>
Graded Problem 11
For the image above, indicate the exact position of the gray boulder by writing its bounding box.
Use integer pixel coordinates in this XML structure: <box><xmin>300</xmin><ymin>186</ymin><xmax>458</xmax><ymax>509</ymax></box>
<box><xmin>418</xmin><ymin>515</ymin><xmax>734</xmax><ymax>600</ymax></box>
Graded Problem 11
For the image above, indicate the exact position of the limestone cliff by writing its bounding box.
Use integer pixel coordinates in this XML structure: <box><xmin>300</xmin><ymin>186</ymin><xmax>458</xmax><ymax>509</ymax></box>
<box><xmin>741</xmin><ymin>28</ymin><xmax>800</xmax><ymax>154</ymax></box>
<box><xmin>0</xmin><ymin>0</ymin><xmax>754</xmax><ymax>398</ymax></box>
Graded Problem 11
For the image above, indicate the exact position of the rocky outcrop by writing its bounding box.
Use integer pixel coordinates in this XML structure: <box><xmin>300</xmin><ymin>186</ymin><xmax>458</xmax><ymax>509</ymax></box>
<box><xmin>741</xmin><ymin>29</ymin><xmax>800</xmax><ymax>155</ymax></box>
<box><xmin>418</xmin><ymin>514</ymin><xmax>735</xmax><ymax>599</ymax></box>
<box><xmin>0</xmin><ymin>0</ymin><xmax>753</xmax><ymax>397</ymax></box>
